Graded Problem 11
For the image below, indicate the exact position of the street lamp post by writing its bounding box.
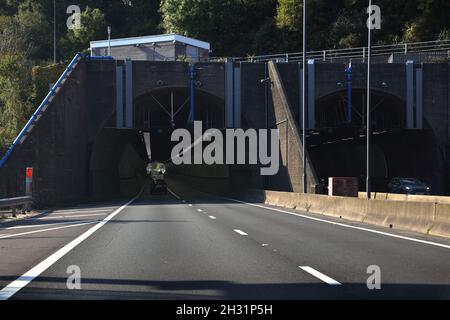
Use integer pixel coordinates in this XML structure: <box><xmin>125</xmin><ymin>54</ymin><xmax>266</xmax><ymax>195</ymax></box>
<box><xmin>302</xmin><ymin>0</ymin><xmax>307</xmax><ymax>193</ymax></box>
<box><xmin>53</xmin><ymin>0</ymin><xmax>56</xmax><ymax>64</ymax></box>
<box><xmin>107</xmin><ymin>26</ymin><xmax>112</xmax><ymax>56</ymax></box>
<box><xmin>366</xmin><ymin>0</ymin><xmax>372</xmax><ymax>199</ymax></box>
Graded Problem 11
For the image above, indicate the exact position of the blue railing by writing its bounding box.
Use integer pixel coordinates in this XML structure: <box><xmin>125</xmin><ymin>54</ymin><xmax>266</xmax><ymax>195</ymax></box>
<box><xmin>0</xmin><ymin>53</ymin><xmax>117</xmax><ymax>168</ymax></box>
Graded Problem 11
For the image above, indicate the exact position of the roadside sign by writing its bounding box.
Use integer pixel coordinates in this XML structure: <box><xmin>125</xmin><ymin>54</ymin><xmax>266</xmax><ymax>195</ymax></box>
<box><xmin>25</xmin><ymin>167</ymin><xmax>33</xmax><ymax>196</ymax></box>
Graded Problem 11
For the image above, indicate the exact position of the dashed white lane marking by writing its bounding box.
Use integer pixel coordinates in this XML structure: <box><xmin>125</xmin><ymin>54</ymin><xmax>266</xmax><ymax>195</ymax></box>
<box><xmin>234</xmin><ymin>229</ymin><xmax>248</xmax><ymax>236</ymax></box>
<box><xmin>224</xmin><ymin>197</ymin><xmax>450</xmax><ymax>250</ymax></box>
<box><xmin>196</xmin><ymin>209</ymin><xmax>203</xmax><ymax>212</ymax></box>
<box><xmin>209</xmin><ymin>216</ymin><xmax>216</xmax><ymax>220</ymax></box>
<box><xmin>0</xmin><ymin>221</ymin><xmax>98</xmax><ymax>239</ymax></box>
<box><xmin>0</xmin><ymin>191</ymin><xmax>142</xmax><ymax>300</ymax></box>
<box><xmin>188</xmin><ymin>204</ymin><xmax>193</xmax><ymax>207</ymax></box>
<box><xmin>299</xmin><ymin>266</ymin><xmax>342</xmax><ymax>286</ymax></box>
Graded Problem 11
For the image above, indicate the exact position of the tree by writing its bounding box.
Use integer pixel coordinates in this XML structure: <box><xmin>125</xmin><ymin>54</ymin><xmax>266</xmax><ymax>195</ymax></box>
<box><xmin>59</xmin><ymin>6</ymin><xmax>107</xmax><ymax>58</ymax></box>
<box><xmin>160</xmin><ymin>0</ymin><xmax>277</xmax><ymax>56</ymax></box>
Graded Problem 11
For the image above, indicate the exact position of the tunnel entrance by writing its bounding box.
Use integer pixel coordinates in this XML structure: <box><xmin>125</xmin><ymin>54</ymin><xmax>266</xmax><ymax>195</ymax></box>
<box><xmin>310</xmin><ymin>89</ymin><xmax>444</xmax><ymax>193</ymax></box>
<box><xmin>316</xmin><ymin>88</ymin><xmax>405</xmax><ymax>130</ymax></box>
<box><xmin>134</xmin><ymin>87</ymin><xmax>225</xmax><ymax>162</ymax></box>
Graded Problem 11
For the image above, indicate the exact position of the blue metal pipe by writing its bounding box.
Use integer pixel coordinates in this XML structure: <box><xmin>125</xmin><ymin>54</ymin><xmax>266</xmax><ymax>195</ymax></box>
<box><xmin>0</xmin><ymin>53</ymin><xmax>83</xmax><ymax>168</ymax></box>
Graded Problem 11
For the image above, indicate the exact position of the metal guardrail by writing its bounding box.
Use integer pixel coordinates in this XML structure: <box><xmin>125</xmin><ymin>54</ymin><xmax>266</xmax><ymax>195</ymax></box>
<box><xmin>215</xmin><ymin>39</ymin><xmax>450</xmax><ymax>63</ymax></box>
<box><xmin>0</xmin><ymin>196</ymin><xmax>33</xmax><ymax>217</ymax></box>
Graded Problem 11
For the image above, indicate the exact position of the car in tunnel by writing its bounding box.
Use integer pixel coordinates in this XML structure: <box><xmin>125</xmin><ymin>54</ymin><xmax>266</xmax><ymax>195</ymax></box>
<box><xmin>387</xmin><ymin>178</ymin><xmax>431</xmax><ymax>195</ymax></box>
<box><xmin>150</xmin><ymin>175</ymin><xmax>168</xmax><ymax>195</ymax></box>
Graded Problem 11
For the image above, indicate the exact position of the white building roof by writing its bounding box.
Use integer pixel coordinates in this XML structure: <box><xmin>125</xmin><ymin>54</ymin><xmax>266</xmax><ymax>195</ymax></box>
<box><xmin>90</xmin><ymin>34</ymin><xmax>210</xmax><ymax>51</ymax></box>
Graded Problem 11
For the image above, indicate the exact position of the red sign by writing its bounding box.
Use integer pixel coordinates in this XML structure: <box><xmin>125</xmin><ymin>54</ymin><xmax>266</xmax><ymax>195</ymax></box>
<box><xmin>26</xmin><ymin>167</ymin><xmax>33</xmax><ymax>179</ymax></box>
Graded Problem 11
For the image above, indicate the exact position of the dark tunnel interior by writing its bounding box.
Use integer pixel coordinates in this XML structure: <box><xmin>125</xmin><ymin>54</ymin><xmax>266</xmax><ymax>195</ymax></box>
<box><xmin>310</xmin><ymin>89</ymin><xmax>444</xmax><ymax>193</ymax></box>
<box><xmin>134</xmin><ymin>87</ymin><xmax>225</xmax><ymax>162</ymax></box>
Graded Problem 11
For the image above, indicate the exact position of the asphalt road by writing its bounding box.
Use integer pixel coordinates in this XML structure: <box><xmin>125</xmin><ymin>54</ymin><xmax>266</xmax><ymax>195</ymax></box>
<box><xmin>1</xmin><ymin>179</ymin><xmax>450</xmax><ymax>300</ymax></box>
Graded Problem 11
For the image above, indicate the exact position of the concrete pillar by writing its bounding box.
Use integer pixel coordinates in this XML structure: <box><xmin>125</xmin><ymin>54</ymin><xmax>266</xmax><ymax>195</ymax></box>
<box><xmin>406</xmin><ymin>60</ymin><xmax>414</xmax><ymax>129</ymax></box>
<box><xmin>416</xmin><ymin>66</ymin><xmax>423</xmax><ymax>129</ymax></box>
<box><xmin>225</xmin><ymin>61</ymin><xmax>234</xmax><ymax>128</ymax></box>
<box><xmin>233</xmin><ymin>64</ymin><xmax>242</xmax><ymax>127</ymax></box>
<box><xmin>307</xmin><ymin>59</ymin><xmax>315</xmax><ymax>129</ymax></box>
<box><xmin>125</xmin><ymin>59</ymin><xmax>133</xmax><ymax>128</ymax></box>
<box><xmin>116</xmin><ymin>64</ymin><xmax>124</xmax><ymax>128</ymax></box>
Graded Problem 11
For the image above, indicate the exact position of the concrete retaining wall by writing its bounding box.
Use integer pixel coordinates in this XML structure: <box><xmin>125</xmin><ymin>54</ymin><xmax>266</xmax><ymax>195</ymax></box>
<box><xmin>259</xmin><ymin>190</ymin><xmax>450</xmax><ymax>239</ymax></box>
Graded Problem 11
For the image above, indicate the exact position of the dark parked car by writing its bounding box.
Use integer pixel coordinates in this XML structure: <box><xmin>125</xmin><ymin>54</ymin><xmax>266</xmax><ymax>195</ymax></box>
<box><xmin>387</xmin><ymin>178</ymin><xmax>430</xmax><ymax>195</ymax></box>
<box><xmin>150</xmin><ymin>176</ymin><xmax>167</xmax><ymax>195</ymax></box>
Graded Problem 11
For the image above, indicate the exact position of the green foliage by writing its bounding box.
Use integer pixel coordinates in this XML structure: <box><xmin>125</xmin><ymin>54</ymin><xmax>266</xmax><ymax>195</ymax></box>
<box><xmin>0</xmin><ymin>54</ymin><xmax>32</xmax><ymax>154</ymax></box>
<box><xmin>59</xmin><ymin>7</ymin><xmax>106</xmax><ymax>58</ymax></box>
<box><xmin>31</xmin><ymin>64</ymin><xmax>66</xmax><ymax>107</ymax></box>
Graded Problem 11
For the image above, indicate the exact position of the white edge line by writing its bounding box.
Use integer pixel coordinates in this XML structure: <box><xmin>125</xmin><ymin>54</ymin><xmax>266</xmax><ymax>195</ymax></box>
<box><xmin>38</xmin><ymin>213</ymin><xmax>107</xmax><ymax>220</ymax></box>
<box><xmin>234</xmin><ymin>229</ymin><xmax>248</xmax><ymax>236</ymax></box>
<box><xmin>224</xmin><ymin>197</ymin><xmax>450</xmax><ymax>250</ymax></box>
<box><xmin>3</xmin><ymin>219</ymin><xmax>100</xmax><ymax>231</ymax></box>
<box><xmin>0</xmin><ymin>192</ymin><xmax>141</xmax><ymax>300</ymax></box>
<box><xmin>299</xmin><ymin>266</ymin><xmax>341</xmax><ymax>285</ymax></box>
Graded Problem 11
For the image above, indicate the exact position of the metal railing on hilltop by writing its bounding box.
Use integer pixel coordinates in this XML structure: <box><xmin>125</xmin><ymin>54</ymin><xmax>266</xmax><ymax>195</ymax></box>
<box><xmin>212</xmin><ymin>39</ymin><xmax>450</xmax><ymax>63</ymax></box>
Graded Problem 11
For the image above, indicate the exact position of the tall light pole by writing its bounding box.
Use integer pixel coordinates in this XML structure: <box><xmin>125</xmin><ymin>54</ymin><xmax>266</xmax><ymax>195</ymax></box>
<box><xmin>366</xmin><ymin>0</ymin><xmax>372</xmax><ymax>199</ymax></box>
<box><xmin>53</xmin><ymin>0</ymin><xmax>56</xmax><ymax>64</ymax></box>
<box><xmin>302</xmin><ymin>0</ymin><xmax>307</xmax><ymax>193</ymax></box>
<box><xmin>107</xmin><ymin>26</ymin><xmax>112</xmax><ymax>56</ymax></box>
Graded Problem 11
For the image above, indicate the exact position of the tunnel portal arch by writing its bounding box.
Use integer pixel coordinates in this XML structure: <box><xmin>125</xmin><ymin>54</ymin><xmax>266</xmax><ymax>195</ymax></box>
<box><xmin>133</xmin><ymin>86</ymin><xmax>225</xmax><ymax>161</ymax></box>
<box><xmin>316</xmin><ymin>88</ymin><xmax>406</xmax><ymax>130</ymax></box>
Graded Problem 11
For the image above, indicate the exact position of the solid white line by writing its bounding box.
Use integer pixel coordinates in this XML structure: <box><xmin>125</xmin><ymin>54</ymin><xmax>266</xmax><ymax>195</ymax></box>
<box><xmin>234</xmin><ymin>229</ymin><xmax>248</xmax><ymax>236</ymax></box>
<box><xmin>299</xmin><ymin>266</ymin><xmax>341</xmax><ymax>285</ymax></box>
<box><xmin>4</xmin><ymin>219</ymin><xmax>99</xmax><ymax>230</ymax></box>
<box><xmin>224</xmin><ymin>197</ymin><xmax>450</xmax><ymax>250</ymax></box>
<box><xmin>0</xmin><ymin>221</ymin><xmax>98</xmax><ymax>239</ymax></box>
<box><xmin>0</xmin><ymin>192</ymin><xmax>140</xmax><ymax>300</ymax></box>
<box><xmin>209</xmin><ymin>216</ymin><xmax>216</xmax><ymax>220</ymax></box>
<box><xmin>38</xmin><ymin>213</ymin><xmax>107</xmax><ymax>219</ymax></box>
<box><xmin>52</xmin><ymin>209</ymin><xmax>112</xmax><ymax>215</ymax></box>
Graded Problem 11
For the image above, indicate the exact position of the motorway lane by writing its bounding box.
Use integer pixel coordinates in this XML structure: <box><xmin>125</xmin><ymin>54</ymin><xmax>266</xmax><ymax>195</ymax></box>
<box><xmin>1</xmin><ymin>180</ymin><xmax>450</xmax><ymax>299</ymax></box>
<box><xmin>0</xmin><ymin>202</ymin><xmax>125</xmax><ymax>292</ymax></box>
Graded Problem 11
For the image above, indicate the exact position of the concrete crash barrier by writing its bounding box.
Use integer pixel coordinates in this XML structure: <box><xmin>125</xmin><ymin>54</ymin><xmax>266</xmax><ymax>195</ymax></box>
<box><xmin>358</xmin><ymin>192</ymin><xmax>450</xmax><ymax>205</ymax></box>
<box><xmin>262</xmin><ymin>190</ymin><xmax>450</xmax><ymax>239</ymax></box>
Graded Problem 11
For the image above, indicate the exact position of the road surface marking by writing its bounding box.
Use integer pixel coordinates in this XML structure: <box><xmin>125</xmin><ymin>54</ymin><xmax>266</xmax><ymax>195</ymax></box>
<box><xmin>299</xmin><ymin>266</ymin><xmax>342</xmax><ymax>285</ymax></box>
<box><xmin>225</xmin><ymin>197</ymin><xmax>450</xmax><ymax>250</ymax></box>
<box><xmin>234</xmin><ymin>229</ymin><xmax>248</xmax><ymax>236</ymax></box>
<box><xmin>209</xmin><ymin>216</ymin><xmax>216</xmax><ymax>220</ymax></box>
<box><xmin>188</xmin><ymin>204</ymin><xmax>193</xmax><ymax>207</ymax></box>
<box><xmin>52</xmin><ymin>209</ymin><xmax>112</xmax><ymax>215</ymax></box>
<box><xmin>38</xmin><ymin>213</ymin><xmax>107</xmax><ymax>219</ymax></box>
<box><xmin>197</xmin><ymin>209</ymin><xmax>203</xmax><ymax>212</ymax></box>
<box><xmin>0</xmin><ymin>221</ymin><xmax>98</xmax><ymax>239</ymax></box>
<box><xmin>4</xmin><ymin>220</ymin><xmax>99</xmax><ymax>230</ymax></box>
<box><xmin>168</xmin><ymin>188</ymin><xmax>181</xmax><ymax>200</ymax></box>
<box><xmin>0</xmin><ymin>191</ymin><xmax>141</xmax><ymax>300</ymax></box>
